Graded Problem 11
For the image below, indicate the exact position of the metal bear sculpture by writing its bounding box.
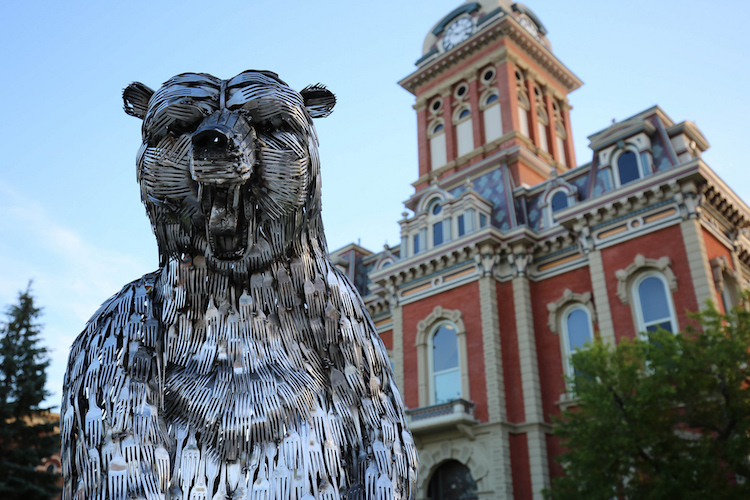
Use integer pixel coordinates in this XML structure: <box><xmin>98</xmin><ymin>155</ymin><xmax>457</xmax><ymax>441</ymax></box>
<box><xmin>61</xmin><ymin>70</ymin><xmax>418</xmax><ymax>500</ymax></box>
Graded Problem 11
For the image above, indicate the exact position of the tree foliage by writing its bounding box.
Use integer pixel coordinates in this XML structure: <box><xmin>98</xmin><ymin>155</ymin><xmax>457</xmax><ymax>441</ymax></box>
<box><xmin>0</xmin><ymin>284</ymin><xmax>59</xmax><ymax>500</ymax></box>
<box><xmin>547</xmin><ymin>301</ymin><xmax>750</xmax><ymax>500</ymax></box>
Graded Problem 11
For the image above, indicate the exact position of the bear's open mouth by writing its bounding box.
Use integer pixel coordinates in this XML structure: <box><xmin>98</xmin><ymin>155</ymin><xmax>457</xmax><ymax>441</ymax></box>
<box><xmin>203</xmin><ymin>184</ymin><xmax>249</xmax><ymax>260</ymax></box>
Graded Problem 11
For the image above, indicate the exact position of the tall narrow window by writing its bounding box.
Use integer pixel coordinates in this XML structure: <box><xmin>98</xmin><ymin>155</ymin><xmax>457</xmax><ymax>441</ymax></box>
<box><xmin>555</xmin><ymin>122</ymin><xmax>567</xmax><ymax>167</ymax></box>
<box><xmin>617</xmin><ymin>150</ymin><xmax>640</xmax><ymax>186</ymax></box>
<box><xmin>430</xmin><ymin>122</ymin><xmax>447</xmax><ymax>170</ymax></box>
<box><xmin>482</xmin><ymin>92</ymin><xmax>502</xmax><ymax>143</ymax></box>
<box><xmin>455</xmin><ymin>108</ymin><xmax>473</xmax><ymax>158</ymax></box>
<box><xmin>634</xmin><ymin>273</ymin><xmax>677</xmax><ymax>334</ymax></box>
<box><xmin>516</xmin><ymin>71</ymin><xmax>530</xmax><ymax>138</ymax></box>
<box><xmin>431</xmin><ymin>323</ymin><xmax>461</xmax><ymax>404</ymax></box>
<box><xmin>562</xmin><ymin>306</ymin><xmax>594</xmax><ymax>377</ymax></box>
<box><xmin>518</xmin><ymin>94</ymin><xmax>530</xmax><ymax>138</ymax></box>
<box><xmin>537</xmin><ymin>108</ymin><xmax>549</xmax><ymax>153</ymax></box>
<box><xmin>433</xmin><ymin>221</ymin><xmax>444</xmax><ymax>246</ymax></box>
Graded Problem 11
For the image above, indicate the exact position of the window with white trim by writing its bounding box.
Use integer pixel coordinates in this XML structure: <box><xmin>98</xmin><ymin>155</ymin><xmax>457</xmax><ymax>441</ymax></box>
<box><xmin>416</xmin><ymin>307</ymin><xmax>469</xmax><ymax>407</ymax></box>
<box><xmin>515</xmin><ymin>70</ymin><xmax>530</xmax><ymax>138</ymax></box>
<box><xmin>561</xmin><ymin>305</ymin><xmax>594</xmax><ymax>378</ymax></box>
<box><xmin>429</xmin><ymin>121</ymin><xmax>447</xmax><ymax>170</ymax></box>
<box><xmin>454</xmin><ymin>107</ymin><xmax>474</xmax><ymax>158</ymax></box>
<box><xmin>431</xmin><ymin>322</ymin><xmax>462</xmax><ymax>404</ymax></box>
<box><xmin>551</xmin><ymin>190</ymin><xmax>568</xmax><ymax>212</ymax></box>
<box><xmin>427</xmin><ymin>198</ymin><xmax>451</xmax><ymax>248</ymax></box>
<box><xmin>633</xmin><ymin>272</ymin><xmax>678</xmax><ymax>334</ymax></box>
<box><xmin>535</xmin><ymin>86</ymin><xmax>549</xmax><ymax>153</ymax></box>
<box><xmin>481</xmin><ymin>91</ymin><xmax>502</xmax><ymax>143</ymax></box>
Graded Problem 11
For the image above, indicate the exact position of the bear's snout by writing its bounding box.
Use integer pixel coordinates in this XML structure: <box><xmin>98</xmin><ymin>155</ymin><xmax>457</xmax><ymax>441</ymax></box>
<box><xmin>190</xmin><ymin>109</ymin><xmax>256</xmax><ymax>185</ymax></box>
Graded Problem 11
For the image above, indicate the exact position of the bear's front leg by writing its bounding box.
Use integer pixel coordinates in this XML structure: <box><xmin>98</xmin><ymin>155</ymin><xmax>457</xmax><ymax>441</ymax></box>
<box><xmin>61</xmin><ymin>275</ymin><xmax>171</xmax><ymax>499</ymax></box>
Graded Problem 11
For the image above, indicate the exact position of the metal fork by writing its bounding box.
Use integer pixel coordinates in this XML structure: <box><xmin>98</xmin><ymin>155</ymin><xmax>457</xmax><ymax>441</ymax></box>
<box><xmin>108</xmin><ymin>449</ymin><xmax>128</xmax><ymax>500</ymax></box>
<box><xmin>154</xmin><ymin>444</ymin><xmax>171</xmax><ymax>492</ymax></box>
<box><xmin>271</xmin><ymin>452</ymin><xmax>291</xmax><ymax>500</ymax></box>
<box><xmin>85</xmin><ymin>393</ymin><xmax>103</xmax><ymax>447</ymax></box>
<box><xmin>376</xmin><ymin>474</ymin><xmax>394</xmax><ymax>500</ymax></box>
<box><xmin>365</xmin><ymin>462</ymin><xmax>378</xmax><ymax>499</ymax></box>
<box><xmin>189</xmin><ymin>460</ymin><xmax>208</xmax><ymax>500</ymax></box>
<box><xmin>181</xmin><ymin>431</ymin><xmax>200</xmax><ymax>492</ymax></box>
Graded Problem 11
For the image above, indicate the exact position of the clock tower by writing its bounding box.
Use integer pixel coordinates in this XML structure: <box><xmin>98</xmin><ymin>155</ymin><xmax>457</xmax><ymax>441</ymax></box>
<box><xmin>399</xmin><ymin>0</ymin><xmax>581</xmax><ymax>194</ymax></box>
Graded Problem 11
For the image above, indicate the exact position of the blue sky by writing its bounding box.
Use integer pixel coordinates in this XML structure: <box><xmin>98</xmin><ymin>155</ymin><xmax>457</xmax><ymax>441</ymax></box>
<box><xmin>1</xmin><ymin>0</ymin><xmax>747</xmax><ymax>408</ymax></box>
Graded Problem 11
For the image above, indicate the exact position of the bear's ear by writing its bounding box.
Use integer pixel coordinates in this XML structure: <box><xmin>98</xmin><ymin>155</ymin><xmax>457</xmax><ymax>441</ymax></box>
<box><xmin>300</xmin><ymin>84</ymin><xmax>336</xmax><ymax>118</ymax></box>
<box><xmin>123</xmin><ymin>82</ymin><xmax>155</xmax><ymax>119</ymax></box>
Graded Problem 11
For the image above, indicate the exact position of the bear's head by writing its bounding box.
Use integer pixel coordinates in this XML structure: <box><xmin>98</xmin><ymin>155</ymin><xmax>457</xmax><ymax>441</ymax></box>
<box><xmin>123</xmin><ymin>70</ymin><xmax>336</xmax><ymax>274</ymax></box>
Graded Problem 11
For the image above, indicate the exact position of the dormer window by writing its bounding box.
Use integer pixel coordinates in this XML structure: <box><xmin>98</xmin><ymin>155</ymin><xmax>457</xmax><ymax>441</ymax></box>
<box><xmin>617</xmin><ymin>150</ymin><xmax>640</xmax><ymax>185</ymax></box>
<box><xmin>551</xmin><ymin>191</ymin><xmax>568</xmax><ymax>212</ymax></box>
<box><xmin>400</xmin><ymin>189</ymin><xmax>493</xmax><ymax>258</ymax></box>
<box><xmin>541</xmin><ymin>183</ymin><xmax>576</xmax><ymax>228</ymax></box>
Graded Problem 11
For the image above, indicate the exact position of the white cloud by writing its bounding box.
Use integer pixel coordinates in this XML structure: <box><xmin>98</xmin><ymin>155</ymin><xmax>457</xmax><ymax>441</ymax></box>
<box><xmin>0</xmin><ymin>182</ymin><xmax>153</xmax><ymax>409</ymax></box>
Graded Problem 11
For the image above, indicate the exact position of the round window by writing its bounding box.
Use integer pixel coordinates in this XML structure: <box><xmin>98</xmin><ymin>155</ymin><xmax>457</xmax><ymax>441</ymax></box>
<box><xmin>455</xmin><ymin>83</ymin><xmax>468</xmax><ymax>98</ymax></box>
<box><xmin>431</xmin><ymin>98</ymin><xmax>442</xmax><ymax>113</ymax></box>
<box><xmin>482</xmin><ymin>68</ymin><xmax>495</xmax><ymax>82</ymax></box>
<box><xmin>429</xmin><ymin>199</ymin><xmax>442</xmax><ymax>215</ymax></box>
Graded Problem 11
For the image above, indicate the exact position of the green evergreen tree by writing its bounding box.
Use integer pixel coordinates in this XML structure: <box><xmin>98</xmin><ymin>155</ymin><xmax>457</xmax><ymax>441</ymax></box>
<box><xmin>0</xmin><ymin>284</ymin><xmax>59</xmax><ymax>500</ymax></box>
<box><xmin>546</xmin><ymin>300</ymin><xmax>750</xmax><ymax>500</ymax></box>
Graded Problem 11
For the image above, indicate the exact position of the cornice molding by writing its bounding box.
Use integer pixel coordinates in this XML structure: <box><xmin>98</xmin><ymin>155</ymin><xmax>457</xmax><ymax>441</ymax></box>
<box><xmin>400</xmin><ymin>16</ymin><xmax>582</xmax><ymax>96</ymax></box>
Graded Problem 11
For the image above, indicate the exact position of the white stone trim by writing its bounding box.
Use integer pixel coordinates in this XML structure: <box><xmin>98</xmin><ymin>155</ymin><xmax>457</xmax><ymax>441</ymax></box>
<box><xmin>615</xmin><ymin>254</ymin><xmax>677</xmax><ymax>304</ymax></box>
<box><xmin>416</xmin><ymin>306</ymin><xmax>469</xmax><ymax>407</ymax></box>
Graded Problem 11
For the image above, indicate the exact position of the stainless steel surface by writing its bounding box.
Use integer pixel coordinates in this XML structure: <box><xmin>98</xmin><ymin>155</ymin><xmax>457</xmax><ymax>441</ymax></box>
<box><xmin>62</xmin><ymin>70</ymin><xmax>417</xmax><ymax>499</ymax></box>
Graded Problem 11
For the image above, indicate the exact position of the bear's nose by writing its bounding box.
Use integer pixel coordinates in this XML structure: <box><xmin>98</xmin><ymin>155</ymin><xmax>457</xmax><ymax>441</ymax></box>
<box><xmin>189</xmin><ymin>110</ymin><xmax>256</xmax><ymax>185</ymax></box>
<box><xmin>193</xmin><ymin>129</ymin><xmax>230</xmax><ymax>155</ymax></box>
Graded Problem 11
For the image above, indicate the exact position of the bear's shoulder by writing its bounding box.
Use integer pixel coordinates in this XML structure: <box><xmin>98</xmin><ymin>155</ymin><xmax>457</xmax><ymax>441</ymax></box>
<box><xmin>68</xmin><ymin>271</ymin><xmax>160</xmax><ymax>357</ymax></box>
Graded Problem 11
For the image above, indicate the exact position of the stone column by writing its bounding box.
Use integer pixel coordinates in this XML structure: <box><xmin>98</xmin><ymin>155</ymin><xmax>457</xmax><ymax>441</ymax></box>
<box><xmin>509</xmin><ymin>249</ymin><xmax>549</xmax><ymax>499</ymax></box>
<box><xmin>475</xmin><ymin>247</ymin><xmax>513</xmax><ymax>498</ymax></box>
<box><xmin>677</xmin><ymin>188</ymin><xmax>718</xmax><ymax>310</ymax></box>
<box><xmin>577</xmin><ymin>224</ymin><xmax>615</xmax><ymax>344</ymax></box>
<box><xmin>386</xmin><ymin>285</ymin><xmax>405</xmax><ymax>393</ymax></box>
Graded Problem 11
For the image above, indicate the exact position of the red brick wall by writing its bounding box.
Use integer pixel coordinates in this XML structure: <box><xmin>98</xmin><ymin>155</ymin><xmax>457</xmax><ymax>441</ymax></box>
<box><xmin>510</xmin><ymin>433</ymin><xmax>532</xmax><ymax>500</ymax></box>
<box><xmin>401</xmin><ymin>282</ymin><xmax>489</xmax><ymax>421</ymax></box>
<box><xmin>702</xmin><ymin>227</ymin><xmax>732</xmax><ymax>267</ymax></box>
<box><xmin>546</xmin><ymin>433</ymin><xmax>564</xmax><ymax>481</ymax></box>
<box><xmin>601</xmin><ymin>225</ymin><xmax>699</xmax><ymax>342</ymax></box>
<box><xmin>379</xmin><ymin>328</ymin><xmax>393</xmax><ymax>350</ymax></box>
<box><xmin>530</xmin><ymin>266</ymin><xmax>591</xmax><ymax>420</ymax></box>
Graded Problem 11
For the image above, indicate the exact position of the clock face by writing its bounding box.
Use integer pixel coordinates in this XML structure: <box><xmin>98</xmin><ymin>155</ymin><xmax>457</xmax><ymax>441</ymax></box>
<box><xmin>519</xmin><ymin>16</ymin><xmax>540</xmax><ymax>39</ymax></box>
<box><xmin>442</xmin><ymin>17</ymin><xmax>474</xmax><ymax>51</ymax></box>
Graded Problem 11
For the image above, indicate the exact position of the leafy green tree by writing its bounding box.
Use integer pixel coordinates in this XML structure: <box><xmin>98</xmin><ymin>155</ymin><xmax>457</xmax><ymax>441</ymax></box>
<box><xmin>547</xmin><ymin>302</ymin><xmax>750</xmax><ymax>500</ymax></box>
<box><xmin>0</xmin><ymin>284</ymin><xmax>59</xmax><ymax>500</ymax></box>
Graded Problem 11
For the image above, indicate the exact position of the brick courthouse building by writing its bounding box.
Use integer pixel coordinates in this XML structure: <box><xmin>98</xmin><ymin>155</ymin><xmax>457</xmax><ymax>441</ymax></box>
<box><xmin>331</xmin><ymin>1</ymin><xmax>750</xmax><ymax>498</ymax></box>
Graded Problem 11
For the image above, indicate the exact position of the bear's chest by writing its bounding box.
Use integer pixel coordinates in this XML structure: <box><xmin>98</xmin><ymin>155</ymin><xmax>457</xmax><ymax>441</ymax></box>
<box><xmin>161</xmin><ymin>307</ymin><xmax>329</xmax><ymax>458</ymax></box>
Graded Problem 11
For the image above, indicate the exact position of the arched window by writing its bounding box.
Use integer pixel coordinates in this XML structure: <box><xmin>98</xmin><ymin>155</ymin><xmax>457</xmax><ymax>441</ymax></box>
<box><xmin>555</xmin><ymin>121</ymin><xmax>567</xmax><ymax>167</ymax></box>
<box><xmin>431</xmin><ymin>322</ymin><xmax>461</xmax><ymax>404</ymax></box>
<box><xmin>634</xmin><ymin>273</ymin><xmax>678</xmax><ymax>334</ymax></box>
<box><xmin>561</xmin><ymin>305</ymin><xmax>594</xmax><ymax>377</ymax></box>
<box><xmin>551</xmin><ymin>190</ymin><xmax>568</xmax><ymax>212</ymax></box>
<box><xmin>536</xmin><ymin>107</ymin><xmax>549</xmax><ymax>153</ymax></box>
<box><xmin>481</xmin><ymin>92</ymin><xmax>503</xmax><ymax>143</ymax></box>
<box><xmin>515</xmin><ymin>70</ymin><xmax>530</xmax><ymax>137</ymax></box>
<box><xmin>427</xmin><ymin>460</ymin><xmax>479</xmax><ymax>500</ymax></box>
<box><xmin>426</xmin><ymin>197</ymin><xmax>451</xmax><ymax>248</ymax></box>
<box><xmin>616</xmin><ymin>150</ymin><xmax>641</xmax><ymax>186</ymax></box>
<box><xmin>429</xmin><ymin>120</ymin><xmax>447</xmax><ymax>170</ymax></box>
<box><xmin>454</xmin><ymin>106</ymin><xmax>474</xmax><ymax>158</ymax></box>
